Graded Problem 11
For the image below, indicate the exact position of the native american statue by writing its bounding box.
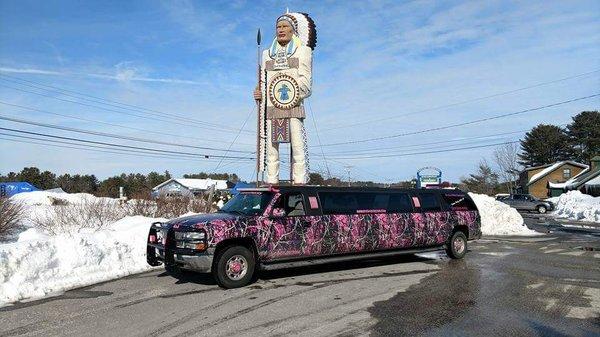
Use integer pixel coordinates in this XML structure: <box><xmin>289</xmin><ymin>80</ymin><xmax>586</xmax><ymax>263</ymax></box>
<box><xmin>254</xmin><ymin>12</ymin><xmax>317</xmax><ymax>185</ymax></box>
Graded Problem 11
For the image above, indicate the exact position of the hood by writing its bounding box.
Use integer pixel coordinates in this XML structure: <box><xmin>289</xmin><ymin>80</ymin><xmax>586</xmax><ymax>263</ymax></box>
<box><xmin>164</xmin><ymin>212</ymin><xmax>241</xmax><ymax>228</ymax></box>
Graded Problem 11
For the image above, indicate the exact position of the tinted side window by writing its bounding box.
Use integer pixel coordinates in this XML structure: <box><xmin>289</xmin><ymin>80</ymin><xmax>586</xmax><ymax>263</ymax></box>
<box><xmin>320</xmin><ymin>192</ymin><xmax>358</xmax><ymax>214</ymax></box>
<box><xmin>319</xmin><ymin>192</ymin><xmax>408</xmax><ymax>214</ymax></box>
<box><xmin>388</xmin><ymin>193</ymin><xmax>413</xmax><ymax>213</ymax></box>
<box><xmin>419</xmin><ymin>193</ymin><xmax>440</xmax><ymax>211</ymax></box>
<box><xmin>441</xmin><ymin>193</ymin><xmax>477</xmax><ymax>211</ymax></box>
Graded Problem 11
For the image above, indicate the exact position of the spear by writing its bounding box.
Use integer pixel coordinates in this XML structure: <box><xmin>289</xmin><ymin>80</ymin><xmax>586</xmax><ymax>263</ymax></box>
<box><xmin>255</xmin><ymin>28</ymin><xmax>261</xmax><ymax>187</ymax></box>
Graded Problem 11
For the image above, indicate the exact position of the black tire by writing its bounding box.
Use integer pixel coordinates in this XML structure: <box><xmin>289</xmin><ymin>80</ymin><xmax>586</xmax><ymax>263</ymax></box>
<box><xmin>446</xmin><ymin>231</ymin><xmax>467</xmax><ymax>259</ymax></box>
<box><xmin>537</xmin><ymin>205</ymin><xmax>547</xmax><ymax>214</ymax></box>
<box><xmin>213</xmin><ymin>245</ymin><xmax>255</xmax><ymax>289</ymax></box>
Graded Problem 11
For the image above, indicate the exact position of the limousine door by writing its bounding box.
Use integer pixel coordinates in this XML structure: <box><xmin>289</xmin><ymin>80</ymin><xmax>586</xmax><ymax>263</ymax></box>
<box><xmin>267</xmin><ymin>192</ymin><xmax>326</xmax><ymax>260</ymax></box>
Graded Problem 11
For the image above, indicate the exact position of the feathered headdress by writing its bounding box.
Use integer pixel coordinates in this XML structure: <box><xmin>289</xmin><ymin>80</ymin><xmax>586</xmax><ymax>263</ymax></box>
<box><xmin>276</xmin><ymin>12</ymin><xmax>317</xmax><ymax>50</ymax></box>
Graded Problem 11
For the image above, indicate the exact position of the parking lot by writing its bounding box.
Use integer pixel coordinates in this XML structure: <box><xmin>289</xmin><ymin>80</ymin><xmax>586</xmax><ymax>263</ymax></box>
<box><xmin>1</xmin><ymin>218</ymin><xmax>599</xmax><ymax>337</ymax></box>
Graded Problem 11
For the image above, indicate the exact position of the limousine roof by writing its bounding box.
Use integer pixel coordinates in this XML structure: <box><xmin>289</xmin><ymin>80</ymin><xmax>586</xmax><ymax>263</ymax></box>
<box><xmin>237</xmin><ymin>185</ymin><xmax>466</xmax><ymax>194</ymax></box>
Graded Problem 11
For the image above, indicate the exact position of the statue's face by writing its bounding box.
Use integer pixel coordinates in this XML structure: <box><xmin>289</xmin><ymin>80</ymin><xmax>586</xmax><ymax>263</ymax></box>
<box><xmin>276</xmin><ymin>20</ymin><xmax>294</xmax><ymax>45</ymax></box>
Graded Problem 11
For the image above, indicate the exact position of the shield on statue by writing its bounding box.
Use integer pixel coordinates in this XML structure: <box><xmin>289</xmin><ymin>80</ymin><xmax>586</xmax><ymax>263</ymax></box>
<box><xmin>268</xmin><ymin>74</ymin><xmax>300</xmax><ymax>110</ymax></box>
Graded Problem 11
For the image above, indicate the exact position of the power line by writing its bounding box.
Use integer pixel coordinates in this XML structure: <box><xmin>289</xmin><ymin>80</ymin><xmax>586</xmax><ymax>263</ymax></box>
<box><xmin>0</xmin><ymin>100</ymin><xmax>255</xmax><ymax>147</ymax></box>
<box><xmin>213</xmin><ymin>107</ymin><xmax>255</xmax><ymax>171</ymax></box>
<box><xmin>0</xmin><ymin>82</ymin><xmax>254</xmax><ymax>135</ymax></box>
<box><xmin>323</xmin><ymin>69</ymin><xmax>600</xmax><ymax>130</ymax></box>
<box><xmin>0</xmin><ymin>134</ymin><xmax>242</xmax><ymax>163</ymax></box>
<box><xmin>0</xmin><ymin>127</ymin><xmax>255</xmax><ymax>160</ymax></box>
<box><xmin>320</xmin><ymin>93</ymin><xmax>599</xmax><ymax>147</ymax></box>
<box><xmin>0</xmin><ymin>115</ymin><xmax>253</xmax><ymax>154</ymax></box>
<box><xmin>329</xmin><ymin>140</ymin><xmax>521</xmax><ymax>160</ymax></box>
<box><xmin>0</xmin><ymin>73</ymin><xmax>253</xmax><ymax>134</ymax></box>
<box><xmin>307</xmin><ymin>100</ymin><xmax>331</xmax><ymax>178</ymax></box>
<box><xmin>315</xmin><ymin>129</ymin><xmax>529</xmax><ymax>155</ymax></box>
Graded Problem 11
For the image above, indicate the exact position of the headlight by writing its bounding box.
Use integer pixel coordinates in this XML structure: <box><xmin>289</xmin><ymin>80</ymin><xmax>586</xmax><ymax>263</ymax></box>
<box><xmin>174</xmin><ymin>231</ymin><xmax>206</xmax><ymax>240</ymax></box>
<box><xmin>174</xmin><ymin>230</ymin><xmax>207</xmax><ymax>251</ymax></box>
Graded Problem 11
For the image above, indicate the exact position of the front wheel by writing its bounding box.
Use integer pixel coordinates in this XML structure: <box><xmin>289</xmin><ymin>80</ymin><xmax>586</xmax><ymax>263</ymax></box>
<box><xmin>537</xmin><ymin>205</ymin><xmax>547</xmax><ymax>214</ymax></box>
<box><xmin>213</xmin><ymin>245</ymin><xmax>255</xmax><ymax>288</ymax></box>
<box><xmin>446</xmin><ymin>231</ymin><xmax>467</xmax><ymax>259</ymax></box>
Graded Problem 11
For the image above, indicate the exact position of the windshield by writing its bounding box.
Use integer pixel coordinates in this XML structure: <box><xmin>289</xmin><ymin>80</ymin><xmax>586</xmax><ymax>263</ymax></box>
<box><xmin>219</xmin><ymin>192</ymin><xmax>273</xmax><ymax>216</ymax></box>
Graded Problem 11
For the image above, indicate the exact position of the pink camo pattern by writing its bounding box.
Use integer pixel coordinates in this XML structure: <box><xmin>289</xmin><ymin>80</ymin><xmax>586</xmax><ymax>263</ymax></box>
<box><xmin>190</xmin><ymin>208</ymin><xmax>480</xmax><ymax>261</ymax></box>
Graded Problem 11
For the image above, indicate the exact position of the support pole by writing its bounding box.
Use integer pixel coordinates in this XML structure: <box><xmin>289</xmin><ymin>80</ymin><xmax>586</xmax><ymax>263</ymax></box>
<box><xmin>255</xmin><ymin>29</ymin><xmax>262</xmax><ymax>187</ymax></box>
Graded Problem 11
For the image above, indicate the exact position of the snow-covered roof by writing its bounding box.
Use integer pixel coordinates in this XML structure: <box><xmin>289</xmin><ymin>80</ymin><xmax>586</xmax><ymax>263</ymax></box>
<box><xmin>547</xmin><ymin>168</ymin><xmax>590</xmax><ymax>189</ymax></box>
<box><xmin>585</xmin><ymin>174</ymin><xmax>600</xmax><ymax>186</ymax></box>
<box><xmin>153</xmin><ymin>178</ymin><xmax>229</xmax><ymax>191</ymax></box>
<box><xmin>527</xmin><ymin>161</ymin><xmax>588</xmax><ymax>186</ymax></box>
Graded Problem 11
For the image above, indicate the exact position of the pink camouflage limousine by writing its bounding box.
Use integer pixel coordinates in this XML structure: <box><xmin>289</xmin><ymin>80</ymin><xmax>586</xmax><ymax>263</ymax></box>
<box><xmin>147</xmin><ymin>185</ymin><xmax>481</xmax><ymax>288</ymax></box>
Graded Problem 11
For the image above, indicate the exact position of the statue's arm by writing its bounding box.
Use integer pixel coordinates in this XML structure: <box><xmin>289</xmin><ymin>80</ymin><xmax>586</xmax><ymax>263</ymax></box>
<box><xmin>297</xmin><ymin>46</ymin><xmax>313</xmax><ymax>99</ymax></box>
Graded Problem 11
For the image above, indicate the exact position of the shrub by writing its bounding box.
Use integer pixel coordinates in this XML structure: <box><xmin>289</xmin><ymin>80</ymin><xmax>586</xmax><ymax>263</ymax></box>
<box><xmin>0</xmin><ymin>197</ymin><xmax>25</xmax><ymax>240</ymax></box>
<box><xmin>32</xmin><ymin>198</ymin><xmax>126</xmax><ymax>235</ymax></box>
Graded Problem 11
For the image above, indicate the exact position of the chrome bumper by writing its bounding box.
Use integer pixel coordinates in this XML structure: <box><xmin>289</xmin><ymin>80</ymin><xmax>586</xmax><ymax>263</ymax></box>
<box><xmin>173</xmin><ymin>248</ymin><xmax>215</xmax><ymax>272</ymax></box>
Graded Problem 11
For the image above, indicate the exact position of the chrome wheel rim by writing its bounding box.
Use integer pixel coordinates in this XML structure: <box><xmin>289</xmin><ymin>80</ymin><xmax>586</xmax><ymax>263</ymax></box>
<box><xmin>225</xmin><ymin>255</ymin><xmax>248</xmax><ymax>281</ymax></box>
<box><xmin>539</xmin><ymin>207</ymin><xmax>546</xmax><ymax>213</ymax></box>
<box><xmin>454</xmin><ymin>237</ymin><xmax>465</xmax><ymax>254</ymax></box>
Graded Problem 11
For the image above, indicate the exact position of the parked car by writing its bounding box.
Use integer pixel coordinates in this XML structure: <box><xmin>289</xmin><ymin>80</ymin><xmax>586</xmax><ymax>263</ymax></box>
<box><xmin>147</xmin><ymin>186</ymin><xmax>481</xmax><ymax>288</ymax></box>
<box><xmin>496</xmin><ymin>194</ymin><xmax>554</xmax><ymax>214</ymax></box>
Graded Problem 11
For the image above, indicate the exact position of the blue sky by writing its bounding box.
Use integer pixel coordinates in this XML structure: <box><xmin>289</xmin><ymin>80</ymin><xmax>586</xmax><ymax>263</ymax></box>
<box><xmin>0</xmin><ymin>0</ymin><xmax>599</xmax><ymax>183</ymax></box>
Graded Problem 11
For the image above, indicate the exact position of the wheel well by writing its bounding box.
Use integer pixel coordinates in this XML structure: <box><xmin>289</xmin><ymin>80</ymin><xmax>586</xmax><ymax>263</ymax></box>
<box><xmin>213</xmin><ymin>238</ymin><xmax>259</xmax><ymax>266</ymax></box>
<box><xmin>453</xmin><ymin>225</ymin><xmax>469</xmax><ymax>238</ymax></box>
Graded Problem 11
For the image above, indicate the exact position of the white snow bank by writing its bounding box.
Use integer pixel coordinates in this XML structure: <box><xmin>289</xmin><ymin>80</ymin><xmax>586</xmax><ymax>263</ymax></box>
<box><xmin>10</xmin><ymin>191</ymin><xmax>118</xmax><ymax>206</ymax></box>
<box><xmin>0</xmin><ymin>215</ymin><xmax>164</xmax><ymax>306</ymax></box>
<box><xmin>547</xmin><ymin>191</ymin><xmax>600</xmax><ymax>223</ymax></box>
<box><xmin>468</xmin><ymin>193</ymin><xmax>539</xmax><ymax>236</ymax></box>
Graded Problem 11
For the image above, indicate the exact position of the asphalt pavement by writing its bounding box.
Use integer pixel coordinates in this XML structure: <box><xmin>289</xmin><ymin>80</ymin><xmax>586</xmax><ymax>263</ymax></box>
<box><xmin>1</xmin><ymin>215</ymin><xmax>599</xmax><ymax>337</ymax></box>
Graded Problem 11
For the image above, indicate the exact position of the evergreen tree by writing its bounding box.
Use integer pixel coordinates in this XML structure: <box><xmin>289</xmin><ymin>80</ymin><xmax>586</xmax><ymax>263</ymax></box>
<box><xmin>16</xmin><ymin>167</ymin><xmax>57</xmax><ymax>190</ymax></box>
<box><xmin>518</xmin><ymin>124</ymin><xmax>571</xmax><ymax>167</ymax></box>
<box><xmin>567</xmin><ymin>111</ymin><xmax>600</xmax><ymax>165</ymax></box>
<box><xmin>308</xmin><ymin>173</ymin><xmax>325</xmax><ymax>185</ymax></box>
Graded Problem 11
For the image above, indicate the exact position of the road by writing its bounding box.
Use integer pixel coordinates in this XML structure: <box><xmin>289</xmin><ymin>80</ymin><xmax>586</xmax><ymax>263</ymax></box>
<box><xmin>1</xmin><ymin>216</ymin><xmax>599</xmax><ymax>337</ymax></box>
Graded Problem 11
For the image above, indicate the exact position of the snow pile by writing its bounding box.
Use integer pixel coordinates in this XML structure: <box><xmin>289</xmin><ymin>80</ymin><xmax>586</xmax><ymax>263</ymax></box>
<box><xmin>0</xmin><ymin>216</ymin><xmax>163</xmax><ymax>306</ymax></box>
<box><xmin>548</xmin><ymin>191</ymin><xmax>600</xmax><ymax>222</ymax></box>
<box><xmin>10</xmin><ymin>191</ymin><xmax>118</xmax><ymax>206</ymax></box>
<box><xmin>468</xmin><ymin>193</ymin><xmax>539</xmax><ymax>236</ymax></box>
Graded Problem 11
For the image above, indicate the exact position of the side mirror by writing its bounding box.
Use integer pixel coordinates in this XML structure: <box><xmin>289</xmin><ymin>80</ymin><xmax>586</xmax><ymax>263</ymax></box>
<box><xmin>271</xmin><ymin>208</ymin><xmax>285</xmax><ymax>218</ymax></box>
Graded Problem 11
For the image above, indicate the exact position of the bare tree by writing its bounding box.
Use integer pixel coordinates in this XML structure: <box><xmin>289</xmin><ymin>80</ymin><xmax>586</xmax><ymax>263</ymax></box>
<box><xmin>493</xmin><ymin>143</ymin><xmax>522</xmax><ymax>193</ymax></box>
<box><xmin>0</xmin><ymin>197</ymin><xmax>25</xmax><ymax>240</ymax></box>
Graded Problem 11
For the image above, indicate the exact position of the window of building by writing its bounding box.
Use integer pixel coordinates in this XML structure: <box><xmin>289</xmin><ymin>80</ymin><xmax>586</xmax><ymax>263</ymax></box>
<box><xmin>563</xmin><ymin>168</ymin><xmax>571</xmax><ymax>179</ymax></box>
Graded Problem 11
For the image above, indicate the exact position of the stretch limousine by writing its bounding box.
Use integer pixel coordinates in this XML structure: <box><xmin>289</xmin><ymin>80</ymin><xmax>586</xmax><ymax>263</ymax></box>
<box><xmin>147</xmin><ymin>185</ymin><xmax>481</xmax><ymax>288</ymax></box>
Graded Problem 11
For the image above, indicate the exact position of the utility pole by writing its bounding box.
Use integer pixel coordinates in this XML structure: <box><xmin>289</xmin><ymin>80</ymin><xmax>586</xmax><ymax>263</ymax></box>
<box><xmin>344</xmin><ymin>165</ymin><xmax>353</xmax><ymax>186</ymax></box>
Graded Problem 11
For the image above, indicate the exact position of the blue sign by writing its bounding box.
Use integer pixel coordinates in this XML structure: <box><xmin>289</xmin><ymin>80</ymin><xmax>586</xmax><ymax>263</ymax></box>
<box><xmin>0</xmin><ymin>182</ymin><xmax>39</xmax><ymax>197</ymax></box>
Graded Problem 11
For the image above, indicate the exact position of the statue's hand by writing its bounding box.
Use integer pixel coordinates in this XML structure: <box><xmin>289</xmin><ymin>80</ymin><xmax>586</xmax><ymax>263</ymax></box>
<box><xmin>253</xmin><ymin>87</ymin><xmax>262</xmax><ymax>101</ymax></box>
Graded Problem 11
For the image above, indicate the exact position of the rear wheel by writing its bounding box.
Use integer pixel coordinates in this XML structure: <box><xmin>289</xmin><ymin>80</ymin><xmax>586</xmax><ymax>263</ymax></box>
<box><xmin>537</xmin><ymin>205</ymin><xmax>547</xmax><ymax>214</ymax></box>
<box><xmin>446</xmin><ymin>231</ymin><xmax>467</xmax><ymax>259</ymax></box>
<box><xmin>213</xmin><ymin>245</ymin><xmax>255</xmax><ymax>288</ymax></box>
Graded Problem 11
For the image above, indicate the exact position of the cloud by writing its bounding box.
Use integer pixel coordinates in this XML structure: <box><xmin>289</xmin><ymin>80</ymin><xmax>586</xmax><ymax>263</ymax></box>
<box><xmin>0</xmin><ymin>65</ymin><xmax>207</xmax><ymax>85</ymax></box>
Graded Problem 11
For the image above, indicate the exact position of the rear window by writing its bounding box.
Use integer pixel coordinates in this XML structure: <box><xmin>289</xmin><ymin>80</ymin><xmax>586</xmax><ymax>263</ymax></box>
<box><xmin>441</xmin><ymin>193</ymin><xmax>478</xmax><ymax>211</ymax></box>
<box><xmin>318</xmin><ymin>192</ymin><xmax>413</xmax><ymax>215</ymax></box>
<box><xmin>418</xmin><ymin>193</ymin><xmax>441</xmax><ymax>211</ymax></box>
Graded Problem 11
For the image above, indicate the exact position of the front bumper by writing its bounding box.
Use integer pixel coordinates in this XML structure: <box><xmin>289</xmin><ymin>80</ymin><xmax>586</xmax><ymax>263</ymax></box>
<box><xmin>148</xmin><ymin>243</ymin><xmax>215</xmax><ymax>272</ymax></box>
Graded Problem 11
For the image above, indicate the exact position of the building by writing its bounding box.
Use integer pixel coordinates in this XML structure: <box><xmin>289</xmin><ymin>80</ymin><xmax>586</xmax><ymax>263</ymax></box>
<box><xmin>548</xmin><ymin>156</ymin><xmax>600</xmax><ymax>197</ymax></box>
<box><xmin>0</xmin><ymin>182</ymin><xmax>39</xmax><ymax>197</ymax></box>
<box><xmin>518</xmin><ymin>161</ymin><xmax>588</xmax><ymax>199</ymax></box>
<box><xmin>151</xmin><ymin>178</ymin><xmax>233</xmax><ymax>198</ymax></box>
